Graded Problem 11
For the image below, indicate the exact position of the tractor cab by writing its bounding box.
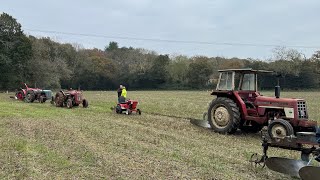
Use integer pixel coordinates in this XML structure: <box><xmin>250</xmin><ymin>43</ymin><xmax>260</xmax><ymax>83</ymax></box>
<box><xmin>214</xmin><ymin>69</ymin><xmax>272</xmax><ymax>110</ymax></box>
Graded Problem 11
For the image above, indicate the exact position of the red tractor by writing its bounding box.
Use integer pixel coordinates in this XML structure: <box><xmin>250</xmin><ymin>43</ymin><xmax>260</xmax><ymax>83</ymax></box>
<box><xmin>15</xmin><ymin>83</ymin><xmax>52</xmax><ymax>103</ymax></box>
<box><xmin>53</xmin><ymin>89</ymin><xmax>88</xmax><ymax>108</ymax></box>
<box><xmin>207</xmin><ymin>69</ymin><xmax>317</xmax><ymax>138</ymax></box>
<box><xmin>115</xmin><ymin>97</ymin><xmax>141</xmax><ymax>115</ymax></box>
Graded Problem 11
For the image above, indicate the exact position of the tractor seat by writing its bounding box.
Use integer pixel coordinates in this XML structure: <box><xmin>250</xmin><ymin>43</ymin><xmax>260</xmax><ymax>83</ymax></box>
<box><xmin>119</xmin><ymin>96</ymin><xmax>126</xmax><ymax>104</ymax></box>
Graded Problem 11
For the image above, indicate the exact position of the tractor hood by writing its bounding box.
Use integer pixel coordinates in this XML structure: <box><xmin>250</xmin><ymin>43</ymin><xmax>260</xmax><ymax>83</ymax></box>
<box><xmin>255</xmin><ymin>96</ymin><xmax>303</xmax><ymax>108</ymax></box>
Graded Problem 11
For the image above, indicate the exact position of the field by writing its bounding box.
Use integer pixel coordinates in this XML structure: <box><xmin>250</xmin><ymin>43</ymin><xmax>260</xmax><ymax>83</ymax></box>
<box><xmin>0</xmin><ymin>90</ymin><xmax>319</xmax><ymax>179</ymax></box>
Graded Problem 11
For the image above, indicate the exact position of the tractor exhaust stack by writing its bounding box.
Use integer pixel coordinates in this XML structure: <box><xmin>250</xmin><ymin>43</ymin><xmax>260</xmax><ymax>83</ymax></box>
<box><xmin>275</xmin><ymin>85</ymin><xmax>280</xmax><ymax>98</ymax></box>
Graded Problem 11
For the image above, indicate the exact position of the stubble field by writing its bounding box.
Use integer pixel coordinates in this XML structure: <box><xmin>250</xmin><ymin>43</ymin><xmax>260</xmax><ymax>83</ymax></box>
<box><xmin>0</xmin><ymin>90</ymin><xmax>319</xmax><ymax>179</ymax></box>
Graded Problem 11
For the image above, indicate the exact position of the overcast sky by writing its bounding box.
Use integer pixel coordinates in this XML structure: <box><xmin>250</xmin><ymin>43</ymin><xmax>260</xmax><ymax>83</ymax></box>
<box><xmin>1</xmin><ymin>0</ymin><xmax>320</xmax><ymax>59</ymax></box>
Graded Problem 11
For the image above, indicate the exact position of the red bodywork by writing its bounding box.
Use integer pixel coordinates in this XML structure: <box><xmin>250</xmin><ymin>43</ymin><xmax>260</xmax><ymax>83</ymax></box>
<box><xmin>63</xmin><ymin>90</ymin><xmax>84</xmax><ymax>105</ymax></box>
<box><xmin>117</xmin><ymin>100</ymin><xmax>140</xmax><ymax>114</ymax></box>
<box><xmin>211</xmin><ymin>90</ymin><xmax>317</xmax><ymax>130</ymax></box>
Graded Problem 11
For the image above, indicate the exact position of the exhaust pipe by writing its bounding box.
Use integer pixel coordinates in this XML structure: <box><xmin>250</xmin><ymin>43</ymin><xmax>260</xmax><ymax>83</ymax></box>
<box><xmin>275</xmin><ymin>85</ymin><xmax>280</xmax><ymax>98</ymax></box>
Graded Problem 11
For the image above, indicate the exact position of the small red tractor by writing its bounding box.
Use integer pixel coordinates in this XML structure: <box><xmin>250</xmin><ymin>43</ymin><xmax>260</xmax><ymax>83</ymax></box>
<box><xmin>53</xmin><ymin>89</ymin><xmax>88</xmax><ymax>108</ymax></box>
<box><xmin>207</xmin><ymin>68</ymin><xmax>317</xmax><ymax>138</ymax></box>
<box><xmin>115</xmin><ymin>97</ymin><xmax>141</xmax><ymax>115</ymax></box>
<box><xmin>15</xmin><ymin>83</ymin><xmax>52</xmax><ymax>103</ymax></box>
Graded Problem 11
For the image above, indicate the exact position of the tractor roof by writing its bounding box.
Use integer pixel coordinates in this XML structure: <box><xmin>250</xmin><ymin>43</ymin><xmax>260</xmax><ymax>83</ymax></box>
<box><xmin>218</xmin><ymin>68</ymin><xmax>273</xmax><ymax>73</ymax></box>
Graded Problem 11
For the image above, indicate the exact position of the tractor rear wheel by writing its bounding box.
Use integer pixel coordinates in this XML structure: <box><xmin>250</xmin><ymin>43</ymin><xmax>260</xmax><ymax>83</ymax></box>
<box><xmin>208</xmin><ymin>97</ymin><xmax>240</xmax><ymax>134</ymax></box>
<box><xmin>267</xmin><ymin>119</ymin><xmax>294</xmax><ymax>139</ymax></box>
<box><xmin>25</xmin><ymin>91</ymin><xmax>35</xmax><ymax>103</ymax></box>
<box><xmin>16</xmin><ymin>91</ymin><xmax>24</xmax><ymax>100</ymax></box>
<box><xmin>239</xmin><ymin>121</ymin><xmax>263</xmax><ymax>133</ymax></box>
<box><xmin>55</xmin><ymin>92</ymin><xmax>64</xmax><ymax>107</ymax></box>
<box><xmin>82</xmin><ymin>99</ymin><xmax>88</xmax><ymax>108</ymax></box>
<box><xmin>66</xmin><ymin>99</ymin><xmax>73</xmax><ymax>108</ymax></box>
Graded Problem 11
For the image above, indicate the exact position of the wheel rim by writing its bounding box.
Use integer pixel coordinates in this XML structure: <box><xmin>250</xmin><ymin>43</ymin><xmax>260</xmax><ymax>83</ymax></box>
<box><xmin>17</xmin><ymin>93</ymin><xmax>23</xmax><ymax>100</ymax></box>
<box><xmin>271</xmin><ymin>124</ymin><xmax>287</xmax><ymax>138</ymax></box>
<box><xmin>26</xmin><ymin>94</ymin><xmax>32</xmax><ymax>101</ymax></box>
<box><xmin>211</xmin><ymin>106</ymin><xmax>230</xmax><ymax>128</ymax></box>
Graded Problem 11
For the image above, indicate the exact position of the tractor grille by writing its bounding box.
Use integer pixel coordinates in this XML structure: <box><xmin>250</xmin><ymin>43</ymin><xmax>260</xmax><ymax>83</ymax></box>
<box><xmin>297</xmin><ymin>101</ymin><xmax>308</xmax><ymax>119</ymax></box>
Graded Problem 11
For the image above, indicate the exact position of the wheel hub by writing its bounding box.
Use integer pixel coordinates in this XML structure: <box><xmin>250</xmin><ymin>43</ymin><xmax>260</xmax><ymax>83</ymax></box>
<box><xmin>271</xmin><ymin>124</ymin><xmax>287</xmax><ymax>138</ymax></box>
<box><xmin>212</xmin><ymin>106</ymin><xmax>230</xmax><ymax>127</ymax></box>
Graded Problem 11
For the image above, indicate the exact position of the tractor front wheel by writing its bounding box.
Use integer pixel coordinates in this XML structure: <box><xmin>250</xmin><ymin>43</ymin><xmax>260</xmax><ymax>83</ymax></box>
<box><xmin>67</xmin><ymin>99</ymin><xmax>73</xmax><ymax>109</ymax></box>
<box><xmin>208</xmin><ymin>97</ymin><xmax>240</xmax><ymax>134</ymax></box>
<box><xmin>39</xmin><ymin>96</ymin><xmax>45</xmax><ymax>103</ymax></box>
<box><xmin>50</xmin><ymin>96</ymin><xmax>55</xmax><ymax>105</ymax></box>
<box><xmin>267</xmin><ymin>119</ymin><xmax>294</xmax><ymax>139</ymax></box>
<box><xmin>82</xmin><ymin>99</ymin><xmax>89</xmax><ymax>108</ymax></box>
<box><xmin>25</xmin><ymin>91</ymin><xmax>35</xmax><ymax>103</ymax></box>
<box><xmin>137</xmin><ymin>109</ymin><xmax>142</xmax><ymax>115</ymax></box>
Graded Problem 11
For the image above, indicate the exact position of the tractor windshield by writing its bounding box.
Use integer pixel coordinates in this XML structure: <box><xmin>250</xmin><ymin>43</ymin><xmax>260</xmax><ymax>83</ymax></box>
<box><xmin>241</xmin><ymin>73</ymin><xmax>255</xmax><ymax>91</ymax></box>
<box><xmin>217</xmin><ymin>72</ymin><xmax>233</xmax><ymax>90</ymax></box>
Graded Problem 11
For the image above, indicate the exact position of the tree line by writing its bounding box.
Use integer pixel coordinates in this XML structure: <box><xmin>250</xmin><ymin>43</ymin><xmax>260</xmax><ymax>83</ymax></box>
<box><xmin>1</xmin><ymin>13</ymin><xmax>320</xmax><ymax>91</ymax></box>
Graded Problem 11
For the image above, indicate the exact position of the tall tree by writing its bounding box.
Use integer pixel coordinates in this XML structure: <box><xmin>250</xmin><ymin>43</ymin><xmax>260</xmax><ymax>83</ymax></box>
<box><xmin>186</xmin><ymin>57</ymin><xmax>213</xmax><ymax>88</ymax></box>
<box><xmin>0</xmin><ymin>13</ymin><xmax>32</xmax><ymax>89</ymax></box>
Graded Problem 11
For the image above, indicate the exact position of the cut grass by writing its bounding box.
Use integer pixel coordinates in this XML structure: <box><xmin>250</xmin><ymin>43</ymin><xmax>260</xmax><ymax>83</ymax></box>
<box><xmin>0</xmin><ymin>91</ymin><xmax>319</xmax><ymax>179</ymax></box>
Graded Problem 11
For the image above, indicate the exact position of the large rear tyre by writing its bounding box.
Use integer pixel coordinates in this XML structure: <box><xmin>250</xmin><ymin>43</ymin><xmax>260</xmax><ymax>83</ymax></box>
<box><xmin>208</xmin><ymin>97</ymin><xmax>240</xmax><ymax>134</ymax></box>
<box><xmin>15</xmin><ymin>90</ymin><xmax>25</xmax><ymax>100</ymax></box>
<box><xmin>267</xmin><ymin>119</ymin><xmax>294</xmax><ymax>139</ymax></box>
<box><xmin>55</xmin><ymin>92</ymin><xmax>64</xmax><ymax>107</ymax></box>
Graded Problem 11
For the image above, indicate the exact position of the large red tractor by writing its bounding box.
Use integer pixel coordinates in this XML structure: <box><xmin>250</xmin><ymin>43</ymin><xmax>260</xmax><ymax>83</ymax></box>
<box><xmin>53</xmin><ymin>89</ymin><xmax>88</xmax><ymax>108</ymax></box>
<box><xmin>207</xmin><ymin>69</ymin><xmax>317</xmax><ymax>138</ymax></box>
<box><xmin>15</xmin><ymin>83</ymin><xmax>52</xmax><ymax>103</ymax></box>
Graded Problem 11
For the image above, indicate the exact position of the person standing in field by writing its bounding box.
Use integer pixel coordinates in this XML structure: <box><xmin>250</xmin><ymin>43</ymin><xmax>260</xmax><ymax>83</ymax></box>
<box><xmin>121</xmin><ymin>85</ymin><xmax>127</xmax><ymax>98</ymax></box>
<box><xmin>118</xmin><ymin>84</ymin><xmax>127</xmax><ymax>103</ymax></box>
<box><xmin>117</xmin><ymin>85</ymin><xmax>122</xmax><ymax>103</ymax></box>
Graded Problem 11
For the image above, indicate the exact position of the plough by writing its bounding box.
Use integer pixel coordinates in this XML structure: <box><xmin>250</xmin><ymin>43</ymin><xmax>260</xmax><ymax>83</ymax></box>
<box><xmin>250</xmin><ymin>128</ymin><xmax>320</xmax><ymax>179</ymax></box>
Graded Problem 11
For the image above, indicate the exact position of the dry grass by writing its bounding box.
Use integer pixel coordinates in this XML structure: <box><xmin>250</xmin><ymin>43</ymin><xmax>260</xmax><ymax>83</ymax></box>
<box><xmin>0</xmin><ymin>90</ymin><xmax>319</xmax><ymax>179</ymax></box>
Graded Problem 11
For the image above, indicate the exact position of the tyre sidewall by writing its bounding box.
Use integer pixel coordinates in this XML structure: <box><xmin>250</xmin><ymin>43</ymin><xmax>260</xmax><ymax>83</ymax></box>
<box><xmin>208</xmin><ymin>98</ymin><xmax>238</xmax><ymax>133</ymax></box>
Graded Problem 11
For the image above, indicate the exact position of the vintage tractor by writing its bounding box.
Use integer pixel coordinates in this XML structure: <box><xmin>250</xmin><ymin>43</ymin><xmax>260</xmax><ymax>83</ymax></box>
<box><xmin>15</xmin><ymin>83</ymin><xmax>52</xmax><ymax>103</ymax></box>
<box><xmin>250</xmin><ymin>128</ymin><xmax>320</xmax><ymax>179</ymax></box>
<box><xmin>53</xmin><ymin>89</ymin><xmax>88</xmax><ymax>108</ymax></box>
<box><xmin>205</xmin><ymin>68</ymin><xmax>317</xmax><ymax>137</ymax></box>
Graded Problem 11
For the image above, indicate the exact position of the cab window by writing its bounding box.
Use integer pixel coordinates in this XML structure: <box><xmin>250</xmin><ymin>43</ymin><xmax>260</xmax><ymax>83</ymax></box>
<box><xmin>218</xmin><ymin>72</ymin><xmax>233</xmax><ymax>90</ymax></box>
<box><xmin>241</xmin><ymin>73</ymin><xmax>255</xmax><ymax>91</ymax></box>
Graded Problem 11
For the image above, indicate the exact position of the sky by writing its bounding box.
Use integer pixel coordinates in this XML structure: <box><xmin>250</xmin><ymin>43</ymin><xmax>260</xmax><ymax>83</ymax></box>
<box><xmin>1</xmin><ymin>0</ymin><xmax>320</xmax><ymax>59</ymax></box>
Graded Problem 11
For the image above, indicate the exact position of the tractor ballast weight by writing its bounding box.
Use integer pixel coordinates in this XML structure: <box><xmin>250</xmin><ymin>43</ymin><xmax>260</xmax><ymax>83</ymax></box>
<box><xmin>205</xmin><ymin>69</ymin><xmax>317</xmax><ymax>137</ymax></box>
<box><xmin>15</xmin><ymin>83</ymin><xmax>52</xmax><ymax>103</ymax></box>
<box><xmin>53</xmin><ymin>89</ymin><xmax>88</xmax><ymax>108</ymax></box>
